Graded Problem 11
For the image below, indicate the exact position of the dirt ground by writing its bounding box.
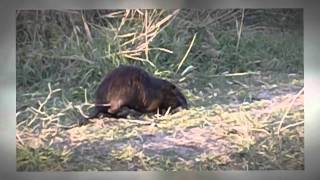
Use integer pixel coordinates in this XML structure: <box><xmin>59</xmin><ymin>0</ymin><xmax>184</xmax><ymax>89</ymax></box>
<box><xmin>16</xmin><ymin>73</ymin><xmax>304</xmax><ymax>171</ymax></box>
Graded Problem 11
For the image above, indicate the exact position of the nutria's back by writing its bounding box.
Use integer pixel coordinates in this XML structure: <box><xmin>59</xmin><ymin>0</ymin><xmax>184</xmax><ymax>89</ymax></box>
<box><xmin>95</xmin><ymin>65</ymin><xmax>159</xmax><ymax>108</ymax></box>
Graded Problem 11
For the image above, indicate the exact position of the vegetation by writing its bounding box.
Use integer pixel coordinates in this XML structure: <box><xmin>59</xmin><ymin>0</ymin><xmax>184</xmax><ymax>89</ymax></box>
<box><xmin>16</xmin><ymin>9</ymin><xmax>304</xmax><ymax>171</ymax></box>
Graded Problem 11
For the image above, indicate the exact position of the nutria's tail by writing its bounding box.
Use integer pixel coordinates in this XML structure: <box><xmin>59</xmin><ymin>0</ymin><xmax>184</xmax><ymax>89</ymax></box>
<box><xmin>78</xmin><ymin>103</ymin><xmax>112</xmax><ymax>126</ymax></box>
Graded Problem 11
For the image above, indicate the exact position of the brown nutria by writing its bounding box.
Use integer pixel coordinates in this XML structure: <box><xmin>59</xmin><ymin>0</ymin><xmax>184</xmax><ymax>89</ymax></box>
<box><xmin>79</xmin><ymin>65</ymin><xmax>188</xmax><ymax>125</ymax></box>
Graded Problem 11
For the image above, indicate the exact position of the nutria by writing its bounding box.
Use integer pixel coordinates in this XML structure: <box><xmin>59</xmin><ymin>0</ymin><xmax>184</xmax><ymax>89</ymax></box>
<box><xmin>79</xmin><ymin>65</ymin><xmax>188</xmax><ymax>125</ymax></box>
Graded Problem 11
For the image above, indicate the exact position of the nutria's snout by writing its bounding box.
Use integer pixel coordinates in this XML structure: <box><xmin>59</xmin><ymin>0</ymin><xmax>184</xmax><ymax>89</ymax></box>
<box><xmin>180</xmin><ymin>103</ymin><xmax>189</xmax><ymax>110</ymax></box>
<box><xmin>177</xmin><ymin>95</ymin><xmax>188</xmax><ymax>110</ymax></box>
<box><xmin>182</xmin><ymin>103</ymin><xmax>189</xmax><ymax>110</ymax></box>
<box><xmin>174</xmin><ymin>104</ymin><xmax>189</xmax><ymax>113</ymax></box>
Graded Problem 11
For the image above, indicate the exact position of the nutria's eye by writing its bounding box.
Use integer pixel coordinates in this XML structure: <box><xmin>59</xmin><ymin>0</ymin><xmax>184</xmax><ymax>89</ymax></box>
<box><xmin>170</xmin><ymin>84</ymin><xmax>176</xmax><ymax>90</ymax></box>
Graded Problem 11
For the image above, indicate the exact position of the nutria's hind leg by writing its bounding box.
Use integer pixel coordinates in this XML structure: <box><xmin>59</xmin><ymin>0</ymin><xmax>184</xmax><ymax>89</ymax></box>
<box><xmin>107</xmin><ymin>99</ymin><xmax>124</xmax><ymax>115</ymax></box>
<box><xmin>114</xmin><ymin>107</ymin><xmax>132</xmax><ymax>118</ymax></box>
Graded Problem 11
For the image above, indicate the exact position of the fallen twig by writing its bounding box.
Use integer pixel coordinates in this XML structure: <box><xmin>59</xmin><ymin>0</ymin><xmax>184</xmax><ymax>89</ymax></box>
<box><xmin>210</xmin><ymin>71</ymin><xmax>261</xmax><ymax>77</ymax></box>
<box><xmin>277</xmin><ymin>87</ymin><xmax>304</xmax><ymax>135</ymax></box>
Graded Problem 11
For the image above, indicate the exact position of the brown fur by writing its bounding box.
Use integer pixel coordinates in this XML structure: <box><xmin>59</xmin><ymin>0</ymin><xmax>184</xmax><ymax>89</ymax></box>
<box><xmin>79</xmin><ymin>65</ymin><xmax>188</xmax><ymax>125</ymax></box>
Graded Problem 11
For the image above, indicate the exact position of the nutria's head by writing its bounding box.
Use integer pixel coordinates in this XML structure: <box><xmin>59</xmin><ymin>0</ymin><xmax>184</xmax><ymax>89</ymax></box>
<box><xmin>160</xmin><ymin>80</ymin><xmax>188</xmax><ymax>110</ymax></box>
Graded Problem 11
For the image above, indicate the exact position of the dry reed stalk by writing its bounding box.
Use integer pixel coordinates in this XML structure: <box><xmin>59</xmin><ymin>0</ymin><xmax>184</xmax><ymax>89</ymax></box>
<box><xmin>176</xmin><ymin>33</ymin><xmax>197</xmax><ymax>73</ymax></box>
<box><xmin>277</xmin><ymin>87</ymin><xmax>304</xmax><ymax>135</ymax></box>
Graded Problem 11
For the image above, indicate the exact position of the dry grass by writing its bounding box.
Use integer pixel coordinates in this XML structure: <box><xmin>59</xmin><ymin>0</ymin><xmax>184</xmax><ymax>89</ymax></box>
<box><xmin>16</xmin><ymin>73</ymin><xmax>304</xmax><ymax>171</ymax></box>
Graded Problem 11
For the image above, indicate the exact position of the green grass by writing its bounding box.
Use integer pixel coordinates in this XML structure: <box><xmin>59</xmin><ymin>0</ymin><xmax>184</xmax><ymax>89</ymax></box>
<box><xmin>16</xmin><ymin>146</ymin><xmax>72</xmax><ymax>171</ymax></box>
